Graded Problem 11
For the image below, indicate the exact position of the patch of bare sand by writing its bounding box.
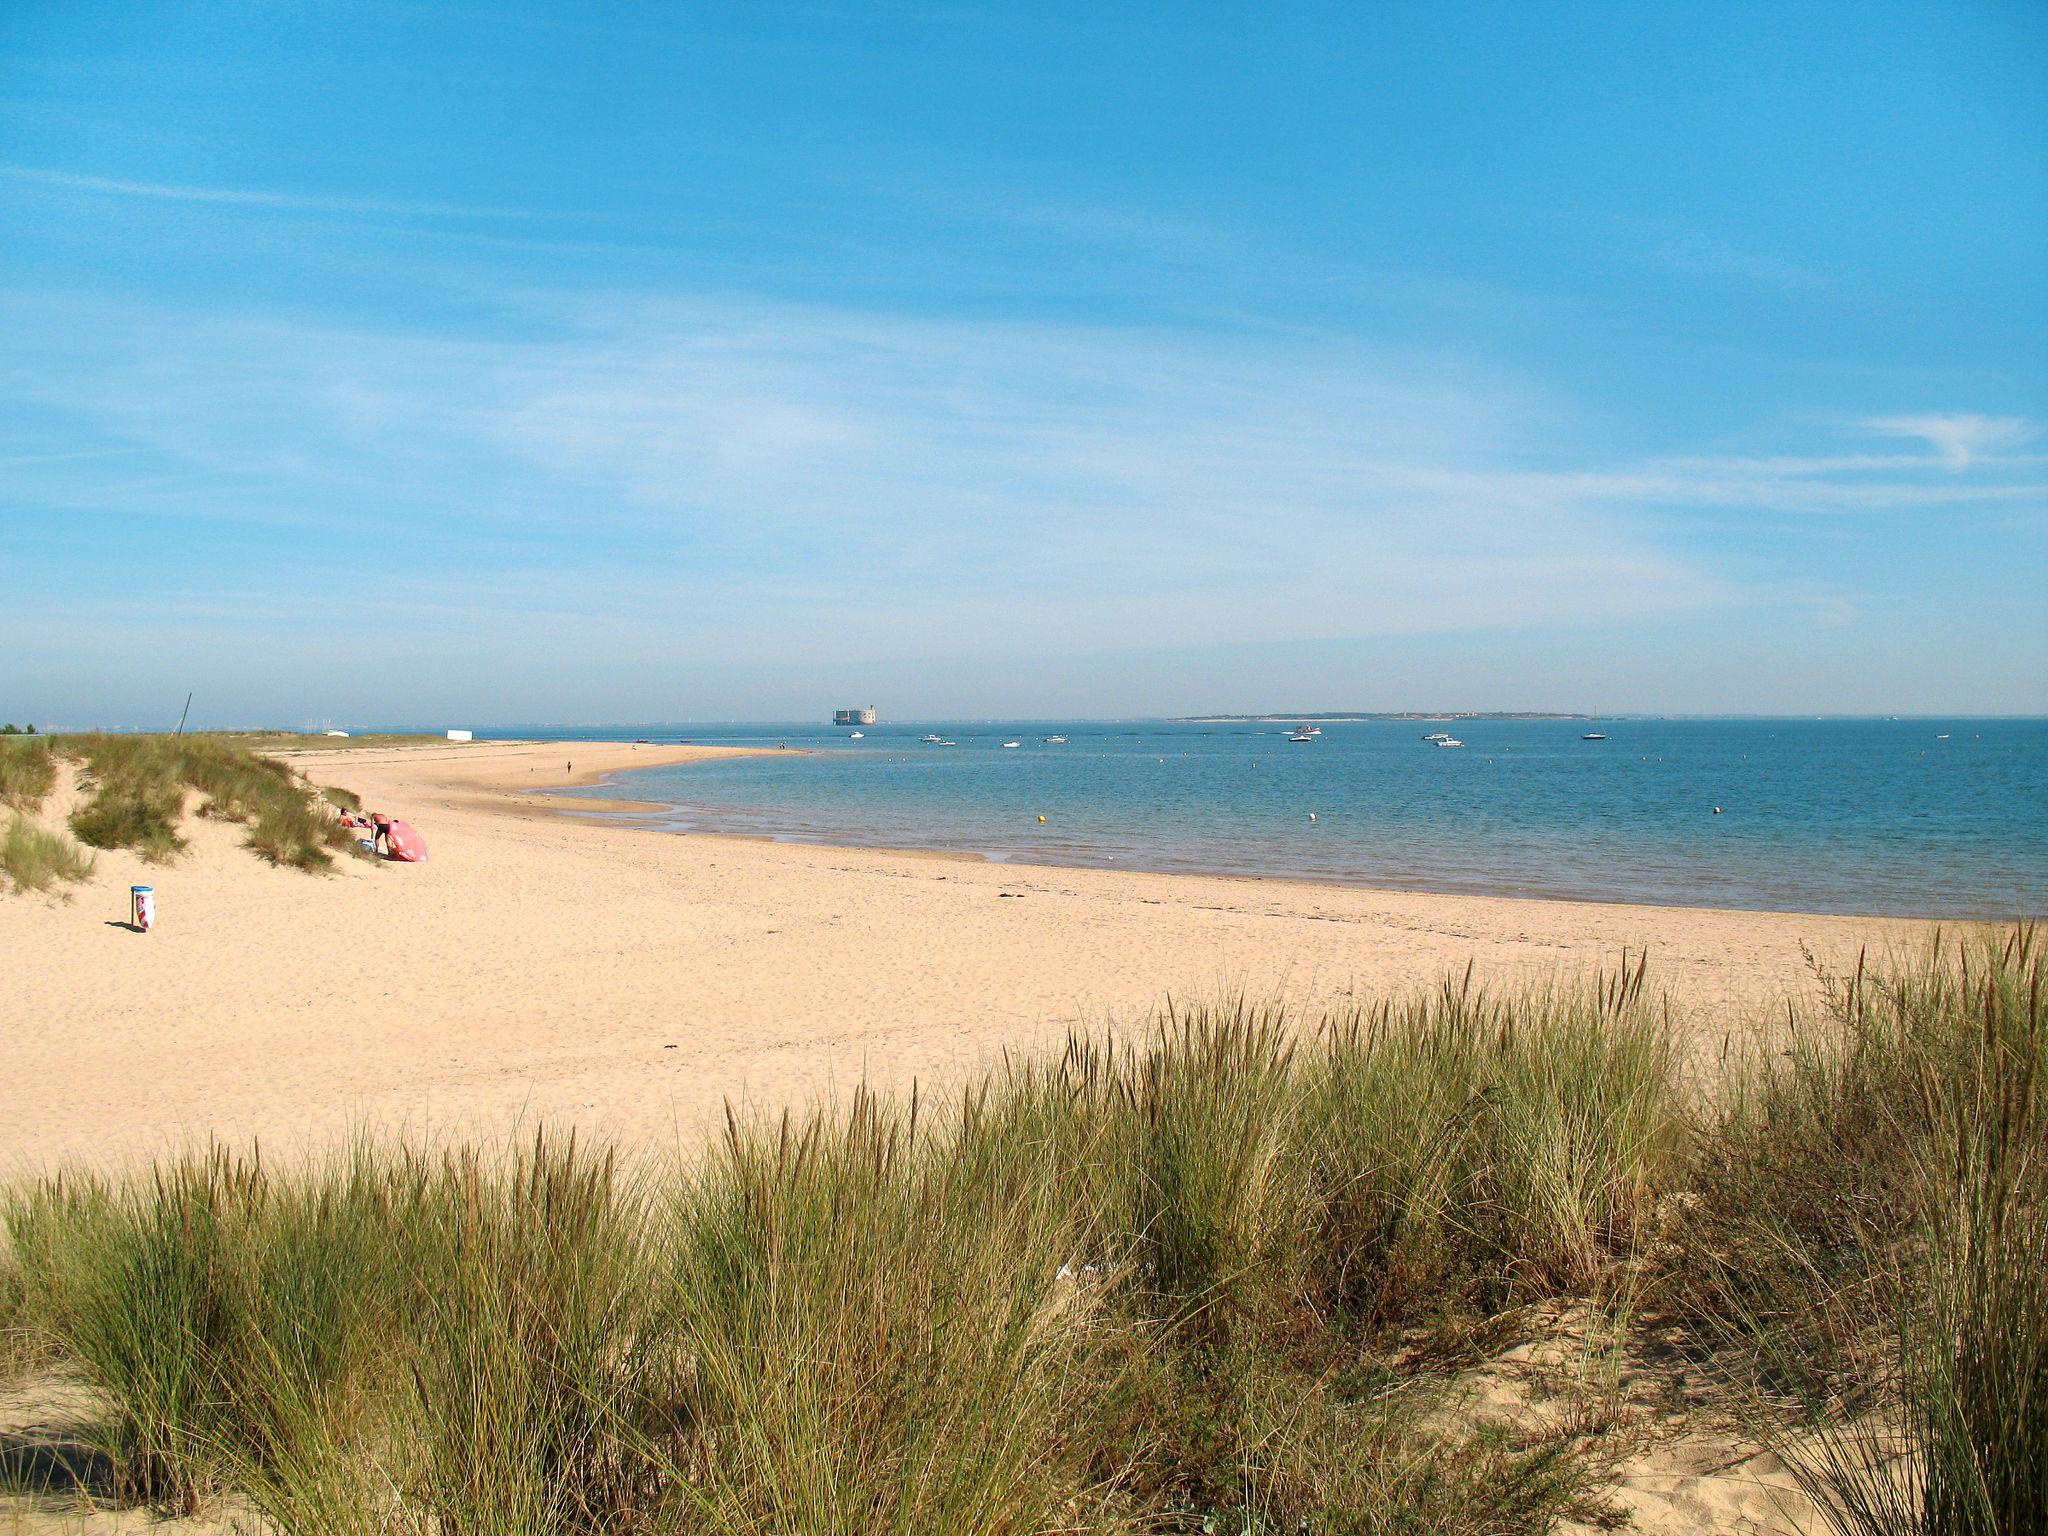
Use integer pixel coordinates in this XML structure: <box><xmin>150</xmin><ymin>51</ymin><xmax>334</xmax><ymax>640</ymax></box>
<box><xmin>0</xmin><ymin>1372</ymin><xmax>242</xmax><ymax>1536</ymax></box>
<box><xmin>1449</xmin><ymin>1306</ymin><xmax>1828</xmax><ymax>1536</ymax></box>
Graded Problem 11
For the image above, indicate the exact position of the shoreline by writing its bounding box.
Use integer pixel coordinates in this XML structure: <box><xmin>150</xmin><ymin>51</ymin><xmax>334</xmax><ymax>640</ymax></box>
<box><xmin>274</xmin><ymin>737</ymin><xmax>787</xmax><ymax>823</ymax></box>
<box><xmin>537</xmin><ymin>744</ymin><xmax>2014</xmax><ymax>925</ymax></box>
<box><xmin>6</xmin><ymin>737</ymin><xmax>1938</xmax><ymax>1176</ymax></box>
<box><xmin>323</xmin><ymin>736</ymin><xmax>1960</xmax><ymax>938</ymax></box>
<box><xmin>567</xmin><ymin>811</ymin><xmax>2016</xmax><ymax>923</ymax></box>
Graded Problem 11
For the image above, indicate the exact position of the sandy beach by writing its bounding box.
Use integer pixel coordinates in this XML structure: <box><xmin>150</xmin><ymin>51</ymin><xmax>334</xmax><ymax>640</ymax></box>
<box><xmin>4</xmin><ymin>737</ymin><xmax>1930</xmax><ymax>1177</ymax></box>
<box><xmin>5</xmin><ymin>737</ymin><xmax>1912</xmax><ymax>1535</ymax></box>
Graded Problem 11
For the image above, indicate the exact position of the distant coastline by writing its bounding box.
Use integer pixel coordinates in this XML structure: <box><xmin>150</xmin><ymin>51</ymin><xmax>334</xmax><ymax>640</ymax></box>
<box><xmin>1179</xmin><ymin>711</ymin><xmax>1597</xmax><ymax>723</ymax></box>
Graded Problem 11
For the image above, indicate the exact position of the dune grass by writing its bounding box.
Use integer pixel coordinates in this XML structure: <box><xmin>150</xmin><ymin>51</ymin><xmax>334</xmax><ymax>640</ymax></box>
<box><xmin>1</xmin><ymin>936</ymin><xmax>2037</xmax><ymax>1533</ymax></box>
<box><xmin>1679</xmin><ymin>925</ymin><xmax>2045</xmax><ymax>1535</ymax></box>
<box><xmin>0</xmin><ymin>813</ymin><xmax>96</xmax><ymax>895</ymax></box>
<box><xmin>54</xmin><ymin>734</ymin><xmax>359</xmax><ymax>873</ymax></box>
<box><xmin>0</xmin><ymin>737</ymin><xmax>56</xmax><ymax>813</ymax></box>
<box><xmin>319</xmin><ymin>784</ymin><xmax>363</xmax><ymax>813</ymax></box>
<box><xmin>3</xmin><ymin>974</ymin><xmax>1674</xmax><ymax>1533</ymax></box>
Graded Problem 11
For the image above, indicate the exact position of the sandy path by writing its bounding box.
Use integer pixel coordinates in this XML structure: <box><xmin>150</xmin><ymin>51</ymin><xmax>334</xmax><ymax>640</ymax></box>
<box><xmin>5</xmin><ymin>739</ymin><xmax>1928</xmax><ymax>1176</ymax></box>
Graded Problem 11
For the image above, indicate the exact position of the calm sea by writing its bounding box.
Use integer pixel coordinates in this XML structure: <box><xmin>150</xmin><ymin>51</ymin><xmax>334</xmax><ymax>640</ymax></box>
<box><xmin>493</xmin><ymin>719</ymin><xmax>2045</xmax><ymax>917</ymax></box>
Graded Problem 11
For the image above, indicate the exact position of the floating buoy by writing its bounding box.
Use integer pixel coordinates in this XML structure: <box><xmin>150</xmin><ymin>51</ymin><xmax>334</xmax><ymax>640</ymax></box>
<box><xmin>1037</xmin><ymin>814</ymin><xmax>1046</xmax><ymax>823</ymax></box>
<box><xmin>1713</xmin><ymin>806</ymin><xmax>1722</xmax><ymax>815</ymax></box>
<box><xmin>1307</xmin><ymin>812</ymin><xmax>1316</xmax><ymax>821</ymax></box>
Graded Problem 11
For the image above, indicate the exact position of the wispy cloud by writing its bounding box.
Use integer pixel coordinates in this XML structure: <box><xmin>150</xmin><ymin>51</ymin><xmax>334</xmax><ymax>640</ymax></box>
<box><xmin>1862</xmin><ymin>413</ymin><xmax>2034</xmax><ymax>470</ymax></box>
<box><xmin>5</xmin><ymin>292</ymin><xmax>2041</xmax><ymax>678</ymax></box>
<box><xmin>0</xmin><ymin>165</ymin><xmax>541</xmax><ymax>222</ymax></box>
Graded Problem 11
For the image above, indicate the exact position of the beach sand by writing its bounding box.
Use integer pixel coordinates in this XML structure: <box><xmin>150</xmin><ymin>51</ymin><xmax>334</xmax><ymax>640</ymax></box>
<box><xmin>5</xmin><ymin>737</ymin><xmax>1927</xmax><ymax>1177</ymax></box>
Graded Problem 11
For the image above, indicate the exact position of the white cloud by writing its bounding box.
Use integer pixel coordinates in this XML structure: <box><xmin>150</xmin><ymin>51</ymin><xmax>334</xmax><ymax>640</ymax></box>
<box><xmin>7</xmin><ymin>292</ymin><xmax>2041</xmax><ymax>700</ymax></box>
<box><xmin>0</xmin><ymin>164</ymin><xmax>533</xmax><ymax>221</ymax></box>
<box><xmin>1862</xmin><ymin>413</ymin><xmax>2034</xmax><ymax>470</ymax></box>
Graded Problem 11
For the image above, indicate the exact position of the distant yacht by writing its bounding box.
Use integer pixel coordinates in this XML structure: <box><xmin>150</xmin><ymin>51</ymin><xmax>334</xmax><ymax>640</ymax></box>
<box><xmin>1045</xmin><ymin>734</ymin><xmax>1069</xmax><ymax>744</ymax></box>
<box><xmin>1581</xmin><ymin>732</ymin><xmax>1609</xmax><ymax>741</ymax></box>
<box><xmin>1936</xmin><ymin>733</ymin><xmax>1951</xmax><ymax>740</ymax></box>
<box><xmin>1435</xmin><ymin>737</ymin><xmax>1464</xmax><ymax>748</ymax></box>
<box><xmin>1288</xmin><ymin>727</ymin><xmax>1316</xmax><ymax>743</ymax></box>
<box><xmin>849</xmin><ymin>731</ymin><xmax>864</xmax><ymax>739</ymax></box>
<box><xmin>1422</xmin><ymin>731</ymin><xmax>1453</xmax><ymax>743</ymax></box>
<box><xmin>920</xmin><ymin>733</ymin><xmax>944</xmax><ymax>744</ymax></box>
<box><xmin>1002</xmin><ymin>740</ymin><xmax>1022</xmax><ymax>749</ymax></box>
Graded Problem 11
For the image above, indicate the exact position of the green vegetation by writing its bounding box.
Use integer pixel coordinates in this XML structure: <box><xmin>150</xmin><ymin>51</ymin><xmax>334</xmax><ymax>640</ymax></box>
<box><xmin>1</xmin><ymin>814</ymin><xmax>96</xmax><ymax>895</ymax></box>
<box><xmin>55</xmin><ymin>734</ymin><xmax>360</xmax><ymax>873</ymax></box>
<box><xmin>0</xmin><ymin>722</ymin><xmax>38</xmax><ymax>735</ymax></box>
<box><xmin>1679</xmin><ymin>926</ymin><xmax>2046</xmax><ymax>1535</ymax></box>
<box><xmin>0</xmin><ymin>736</ymin><xmax>56</xmax><ymax>812</ymax></box>
<box><xmin>319</xmin><ymin>783</ymin><xmax>363</xmax><ymax>813</ymax></box>
<box><xmin>0</xmin><ymin>934</ymin><xmax>2038</xmax><ymax>1533</ymax></box>
<box><xmin>0</xmin><ymin>737</ymin><xmax>95</xmax><ymax>893</ymax></box>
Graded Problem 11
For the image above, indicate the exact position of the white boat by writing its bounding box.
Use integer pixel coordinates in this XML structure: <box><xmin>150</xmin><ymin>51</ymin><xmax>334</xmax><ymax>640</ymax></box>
<box><xmin>939</xmin><ymin>739</ymin><xmax>958</xmax><ymax>746</ymax></box>
<box><xmin>920</xmin><ymin>733</ymin><xmax>944</xmax><ymax>744</ymax></box>
<box><xmin>1045</xmin><ymin>735</ymin><xmax>1069</xmax><ymax>744</ymax></box>
<box><xmin>849</xmin><ymin>731</ymin><xmax>864</xmax><ymax>739</ymax></box>
<box><xmin>1435</xmin><ymin>737</ymin><xmax>1464</xmax><ymax>748</ymax></box>
<box><xmin>1581</xmin><ymin>732</ymin><xmax>1608</xmax><ymax>741</ymax></box>
<box><xmin>1002</xmin><ymin>740</ymin><xmax>1022</xmax><ymax>749</ymax></box>
<box><xmin>1288</xmin><ymin>728</ymin><xmax>1316</xmax><ymax>743</ymax></box>
<box><xmin>1422</xmin><ymin>731</ymin><xmax>1452</xmax><ymax>742</ymax></box>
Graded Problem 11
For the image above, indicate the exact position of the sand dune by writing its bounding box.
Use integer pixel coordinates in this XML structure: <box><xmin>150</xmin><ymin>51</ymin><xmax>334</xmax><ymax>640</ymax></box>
<box><xmin>5</xmin><ymin>738</ymin><xmax>1924</xmax><ymax>1177</ymax></box>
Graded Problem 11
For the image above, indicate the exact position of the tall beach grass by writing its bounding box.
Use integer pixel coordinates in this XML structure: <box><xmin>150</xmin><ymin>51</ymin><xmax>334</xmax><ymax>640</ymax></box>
<box><xmin>4</xmin><ymin>970</ymin><xmax>1679</xmax><ymax>1533</ymax></box>
<box><xmin>0</xmin><ymin>737</ymin><xmax>56</xmax><ymax>813</ymax></box>
<box><xmin>2</xmin><ymin>936</ymin><xmax>2039</xmax><ymax>1533</ymax></box>
<box><xmin>1</xmin><ymin>814</ymin><xmax>96</xmax><ymax>895</ymax></box>
<box><xmin>1680</xmin><ymin>926</ymin><xmax>2045</xmax><ymax>1535</ymax></box>
<box><xmin>54</xmin><ymin>734</ymin><xmax>359</xmax><ymax>873</ymax></box>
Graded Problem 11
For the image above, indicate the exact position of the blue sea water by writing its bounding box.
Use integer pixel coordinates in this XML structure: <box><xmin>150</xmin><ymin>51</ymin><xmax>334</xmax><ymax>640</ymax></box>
<box><xmin>510</xmin><ymin>719</ymin><xmax>2045</xmax><ymax>918</ymax></box>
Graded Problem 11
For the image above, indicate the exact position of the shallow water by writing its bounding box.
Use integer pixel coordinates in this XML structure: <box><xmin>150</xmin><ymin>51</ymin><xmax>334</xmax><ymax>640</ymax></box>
<box><xmin>514</xmin><ymin>718</ymin><xmax>2045</xmax><ymax>917</ymax></box>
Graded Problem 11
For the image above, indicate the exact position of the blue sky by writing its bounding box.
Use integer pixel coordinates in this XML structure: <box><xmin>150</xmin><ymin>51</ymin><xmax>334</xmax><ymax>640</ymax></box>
<box><xmin>3</xmin><ymin>0</ymin><xmax>2043</xmax><ymax>726</ymax></box>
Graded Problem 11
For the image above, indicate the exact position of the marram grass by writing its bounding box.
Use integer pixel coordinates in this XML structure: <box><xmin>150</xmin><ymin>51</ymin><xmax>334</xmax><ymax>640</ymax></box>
<box><xmin>0</xmin><ymin>736</ymin><xmax>57</xmax><ymax>813</ymax></box>
<box><xmin>51</xmin><ymin>733</ymin><xmax>360</xmax><ymax>874</ymax></box>
<box><xmin>1680</xmin><ymin>925</ymin><xmax>2046</xmax><ymax>1536</ymax></box>
<box><xmin>2</xmin><ymin>937</ymin><xmax>2039</xmax><ymax>1534</ymax></box>
<box><xmin>0</xmin><ymin>813</ymin><xmax>96</xmax><ymax>895</ymax></box>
